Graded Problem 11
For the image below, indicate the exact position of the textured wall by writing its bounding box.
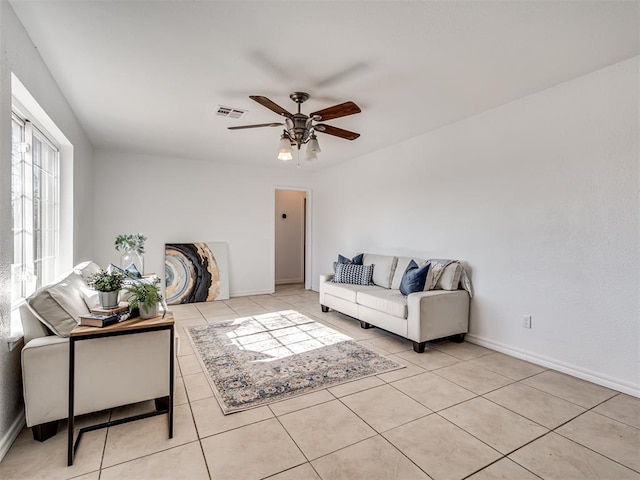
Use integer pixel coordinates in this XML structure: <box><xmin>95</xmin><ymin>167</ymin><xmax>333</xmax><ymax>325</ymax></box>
<box><xmin>0</xmin><ymin>1</ymin><xmax>21</xmax><ymax>453</ymax></box>
<box><xmin>0</xmin><ymin>0</ymin><xmax>95</xmax><ymax>456</ymax></box>
<box><xmin>312</xmin><ymin>58</ymin><xmax>639</xmax><ymax>394</ymax></box>
<box><xmin>92</xmin><ymin>152</ymin><xmax>313</xmax><ymax>296</ymax></box>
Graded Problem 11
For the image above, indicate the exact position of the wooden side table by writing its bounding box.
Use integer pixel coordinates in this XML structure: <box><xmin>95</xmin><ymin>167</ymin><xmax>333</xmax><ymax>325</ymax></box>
<box><xmin>67</xmin><ymin>312</ymin><xmax>175</xmax><ymax>466</ymax></box>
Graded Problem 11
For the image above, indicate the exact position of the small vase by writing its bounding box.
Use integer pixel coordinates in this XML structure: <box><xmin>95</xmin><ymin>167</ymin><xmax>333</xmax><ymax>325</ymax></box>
<box><xmin>98</xmin><ymin>291</ymin><xmax>120</xmax><ymax>309</ymax></box>
<box><xmin>120</xmin><ymin>249</ymin><xmax>144</xmax><ymax>274</ymax></box>
<box><xmin>139</xmin><ymin>303</ymin><xmax>159</xmax><ymax>319</ymax></box>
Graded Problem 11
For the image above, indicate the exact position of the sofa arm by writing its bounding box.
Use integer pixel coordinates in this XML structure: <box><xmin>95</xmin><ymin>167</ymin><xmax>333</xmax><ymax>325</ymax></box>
<box><xmin>22</xmin><ymin>330</ymin><xmax>171</xmax><ymax>427</ymax></box>
<box><xmin>319</xmin><ymin>273</ymin><xmax>334</xmax><ymax>305</ymax></box>
<box><xmin>406</xmin><ymin>290</ymin><xmax>470</xmax><ymax>343</ymax></box>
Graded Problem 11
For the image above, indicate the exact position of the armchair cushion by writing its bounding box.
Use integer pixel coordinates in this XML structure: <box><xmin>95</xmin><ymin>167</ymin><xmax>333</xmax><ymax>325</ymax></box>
<box><xmin>26</xmin><ymin>271</ymin><xmax>90</xmax><ymax>337</ymax></box>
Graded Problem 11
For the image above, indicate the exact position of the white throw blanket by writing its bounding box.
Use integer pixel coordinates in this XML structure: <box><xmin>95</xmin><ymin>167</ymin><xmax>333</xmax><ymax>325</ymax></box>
<box><xmin>427</xmin><ymin>259</ymin><xmax>473</xmax><ymax>298</ymax></box>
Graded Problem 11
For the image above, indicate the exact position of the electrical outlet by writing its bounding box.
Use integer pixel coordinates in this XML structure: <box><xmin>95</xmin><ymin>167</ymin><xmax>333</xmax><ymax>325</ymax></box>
<box><xmin>522</xmin><ymin>315</ymin><xmax>532</xmax><ymax>329</ymax></box>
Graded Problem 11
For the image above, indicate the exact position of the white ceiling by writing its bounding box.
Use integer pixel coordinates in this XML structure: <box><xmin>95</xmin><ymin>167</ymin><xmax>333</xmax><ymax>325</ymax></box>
<box><xmin>9</xmin><ymin>0</ymin><xmax>640</xmax><ymax>170</ymax></box>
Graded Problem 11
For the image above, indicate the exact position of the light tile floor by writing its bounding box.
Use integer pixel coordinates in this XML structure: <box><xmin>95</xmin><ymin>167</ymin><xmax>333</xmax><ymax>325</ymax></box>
<box><xmin>2</xmin><ymin>284</ymin><xmax>639</xmax><ymax>480</ymax></box>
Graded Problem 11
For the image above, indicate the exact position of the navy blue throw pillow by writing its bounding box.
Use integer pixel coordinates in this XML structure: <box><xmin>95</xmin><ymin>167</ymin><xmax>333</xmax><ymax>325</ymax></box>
<box><xmin>399</xmin><ymin>260</ymin><xmax>430</xmax><ymax>296</ymax></box>
<box><xmin>337</xmin><ymin>253</ymin><xmax>364</xmax><ymax>265</ymax></box>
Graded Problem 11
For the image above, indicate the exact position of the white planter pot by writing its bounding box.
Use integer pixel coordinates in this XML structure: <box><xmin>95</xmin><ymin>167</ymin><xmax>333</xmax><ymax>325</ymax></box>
<box><xmin>139</xmin><ymin>303</ymin><xmax>159</xmax><ymax>319</ymax></box>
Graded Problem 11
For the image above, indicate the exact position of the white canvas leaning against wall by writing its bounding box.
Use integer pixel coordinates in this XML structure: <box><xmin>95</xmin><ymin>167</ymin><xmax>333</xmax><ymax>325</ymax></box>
<box><xmin>165</xmin><ymin>242</ymin><xmax>230</xmax><ymax>305</ymax></box>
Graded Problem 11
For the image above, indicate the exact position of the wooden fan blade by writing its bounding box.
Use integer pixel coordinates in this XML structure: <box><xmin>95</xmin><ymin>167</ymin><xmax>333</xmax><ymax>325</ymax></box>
<box><xmin>315</xmin><ymin>124</ymin><xmax>360</xmax><ymax>140</ymax></box>
<box><xmin>249</xmin><ymin>96</ymin><xmax>294</xmax><ymax>118</ymax></box>
<box><xmin>310</xmin><ymin>101</ymin><xmax>361</xmax><ymax>121</ymax></box>
<box><xmin>228</xmin><ymin>122</ymin><xmax>284</xmax><ymax>130</ymax></box>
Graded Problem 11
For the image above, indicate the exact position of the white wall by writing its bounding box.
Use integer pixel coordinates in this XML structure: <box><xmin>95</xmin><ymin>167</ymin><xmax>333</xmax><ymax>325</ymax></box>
<box><xmin>0</xmin><ymin>0</ymin><xmax>95</xmax><ymax>459</ymax></box>
<box><xmin>275</xmin><ymin>190</ymin><xmax>306</xmax><ymax>284</ymax></box>
<box><xmin>92</xmin><ymin>151</ymin><xmax>313</xmax><ymax>296</ymax></box>
<box><xmin>312</xmin><ymin>57</ymin><xmax>639</xmax><ymax>395</ymax></box>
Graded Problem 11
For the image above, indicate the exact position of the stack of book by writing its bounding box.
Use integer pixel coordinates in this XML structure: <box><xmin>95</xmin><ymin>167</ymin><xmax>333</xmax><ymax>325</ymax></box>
<box><xmin>90</xmin><ymin>304</ymin><xmax>129</xmax><ymax>316</ymax></box>
<box><xmin>78</xmin><ymin>313</ymin><xmax>120</xmax><ymax>328</ymax></box>
<box><xmin>79</xmin><ymin>303</ymin><xmax>136</xmax><ymax>327</ymax></box>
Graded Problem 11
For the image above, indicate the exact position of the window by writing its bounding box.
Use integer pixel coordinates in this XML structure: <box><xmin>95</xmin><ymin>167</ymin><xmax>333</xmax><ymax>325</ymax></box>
<box><xmin>11</xmin><ymin>112</ymin><xmax>60</xmax><ymax>302</ymax></box>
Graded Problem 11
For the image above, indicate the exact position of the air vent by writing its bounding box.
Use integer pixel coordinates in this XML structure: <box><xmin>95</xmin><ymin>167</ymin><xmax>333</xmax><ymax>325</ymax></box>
<box><xmin>216</xmin><ymin>105</ymin><xmax>247</xmax><ymax>119</ymax></box>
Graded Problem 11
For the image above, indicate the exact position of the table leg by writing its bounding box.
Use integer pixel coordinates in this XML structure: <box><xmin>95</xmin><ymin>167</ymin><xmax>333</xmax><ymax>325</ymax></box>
<box><xmin>67</xmin><ymin>337</ymin><xmax>75</xmax><ymax>466</ymax></box>
<box><xmin>169</xmin><ymin>325</ymin><xmax>174</xmax><ymax>438</ymax></box>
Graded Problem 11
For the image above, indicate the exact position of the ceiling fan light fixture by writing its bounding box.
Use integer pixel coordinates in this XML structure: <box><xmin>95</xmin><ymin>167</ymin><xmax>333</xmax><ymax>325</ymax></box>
<box><xmin>231</xmin><ymin>93</ymin><xmax>361</xmax><ymax>163</ymax></box>
<box><xmin>307</xmin><ymin>133</ymin><xmax>321</xmax><ymax>154</ymax></box>
<box><xmin>305</xmin><ymin>146</ymin><xmax>317</xmax><ymax>161</ymax></box>
<box><xmin>278</xmin><ymin>133</ymin><xmax>293</xmax><ymax>161</ymax></box>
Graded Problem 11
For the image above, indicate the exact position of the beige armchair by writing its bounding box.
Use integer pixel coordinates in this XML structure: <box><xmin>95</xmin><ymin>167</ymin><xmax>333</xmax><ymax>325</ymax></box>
<box><xmin>20</xmin><ymin>262</ymin><xmax>173</xmax><ymax>441</ymax></box>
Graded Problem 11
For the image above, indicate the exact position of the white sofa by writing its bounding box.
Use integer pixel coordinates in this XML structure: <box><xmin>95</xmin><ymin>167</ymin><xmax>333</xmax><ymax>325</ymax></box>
<box><xmin>319</xmin><ymin>254</ymin><xmax>470</xmax><ymax>353</ymax></box>
<box><xmin>20</xmin><ymin>261</ymin><xmax>172</xmax><ymax>441</ymax></box>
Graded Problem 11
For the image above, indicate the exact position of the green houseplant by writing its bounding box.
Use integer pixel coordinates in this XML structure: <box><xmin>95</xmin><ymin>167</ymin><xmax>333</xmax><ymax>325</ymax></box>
<box><xmin>115</xmin><ymin>233</ymin><xmax>147</xmax><ymax>273</ymax></box>
<box><xmin>88</xmin><ymin>269</ymin><xmax>125</xmax><ymax>309</ymax></box>
<box><xmin>114</xmin><ymin>233</ymin><xmax>147</xmax><ymax>254</ymax></box>
<box><xmin>125</xmin><ymin>277</ymin><xmax>164</xmax><ymax>319</ymax></box>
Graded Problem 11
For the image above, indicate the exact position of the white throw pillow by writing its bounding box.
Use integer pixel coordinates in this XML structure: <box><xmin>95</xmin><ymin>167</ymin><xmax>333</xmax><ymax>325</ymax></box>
<box><xmin>26</xmin><ymin>271</ymin><xmax>91</xmax><ymax>337</ymax></box>
<box><xmin>436</xmin><ymin>263</ymin><xmax>463</xmax><ymax>290</ymax></box>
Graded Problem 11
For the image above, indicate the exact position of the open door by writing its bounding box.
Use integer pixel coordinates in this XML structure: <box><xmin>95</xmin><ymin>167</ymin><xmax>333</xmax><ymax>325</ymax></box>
<box><xmin>274</xmin><ymin>189</ymin><xmax>310</xmax><ymax>288</ymax></box>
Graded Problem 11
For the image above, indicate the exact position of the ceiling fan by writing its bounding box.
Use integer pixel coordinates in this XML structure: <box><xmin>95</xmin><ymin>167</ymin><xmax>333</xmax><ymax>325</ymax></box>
<box><xmin>228</xmin><ymin>92</ymin><xmax>361</xmax><ymax>161</ymax></box>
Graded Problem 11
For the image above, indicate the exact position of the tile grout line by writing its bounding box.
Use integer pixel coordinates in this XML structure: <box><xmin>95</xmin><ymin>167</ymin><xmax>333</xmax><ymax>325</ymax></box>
<box><xmin>548</xmin><ymin>394</ymin><xmax>640</xmax><ymax>474</ymax></box>
<box><xmin>63</xmin><ymin>289</ymin><xmax>636</xmax><ymax>480</ymax></box>
<box><xmin>182</xmin><ymin>310</ymin><xmax>214</xmax><ymax>480</ymax></box>
<box><xmin>322</xmin><ymin>385</ymin><xmax>436</xmax><ymax>477</ymax></box>
<box><xmin>268</xmin><ymin>413</ymin><xmax>320</xmax><ymax>478</ymax></box>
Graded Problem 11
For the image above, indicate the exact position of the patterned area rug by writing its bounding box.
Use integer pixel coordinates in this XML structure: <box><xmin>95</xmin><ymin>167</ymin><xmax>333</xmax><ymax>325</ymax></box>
<box><xmin>186</xmin><ymin>310</ymin><xmax>404</xmax><ymax>414</ymax></box>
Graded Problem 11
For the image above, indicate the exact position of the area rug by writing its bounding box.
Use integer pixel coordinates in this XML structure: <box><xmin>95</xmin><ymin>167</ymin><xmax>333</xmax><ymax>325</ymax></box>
<box><xmin>186</xmin><ymin>310</ymin><xmax>404</xmax><ymax>414</ymax></box>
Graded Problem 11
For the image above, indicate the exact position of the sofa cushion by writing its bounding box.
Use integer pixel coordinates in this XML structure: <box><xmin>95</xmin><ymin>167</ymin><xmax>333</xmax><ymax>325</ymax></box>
<box><xmin>26</xmin><ymin>271</ymin><xmax>91</xmax><ymax>337</ymax></box>
<box><xmin>400</xmin><ymin>261</ymin><xmax>430</xmax><ymax>296</ymax></box>
<box><xmin>357</xmin><ymin>289</ymin><xmax>408</xmax><ymax>319</ymax></box>
<box><xmin>333</xmin><ymin>263</ymin><xmax>374</xmax><ymax>286</ymax></box>
<box><xmin>323</xmin><ymin>282</ymin><xmax>380</xmax><ymax>303</ymax></box>
<box><xmin>363</xmin><ymin>254</ymin><xmax>398</xmax><ymax>289</ymax></box>
<box><xmin>391</xmin><ymin>256</ymin><xmax>427</xmax><ymax>290</ymax></box>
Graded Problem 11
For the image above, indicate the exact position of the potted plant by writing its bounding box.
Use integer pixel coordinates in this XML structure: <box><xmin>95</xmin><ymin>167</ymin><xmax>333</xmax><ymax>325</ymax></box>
<box><xmin>125</xmin><ymin>277</ymin><xmax>164</xmax><ymax>319</ymax></box>
<box><xmin>115</xmin><ymin>233</ymin><xmax>147</xmax><ymax>273</ymax></box>
<box><xmin>88</xmin><ymin>269</ymin><xmax>125</xmax><ymax>309</ymax></box>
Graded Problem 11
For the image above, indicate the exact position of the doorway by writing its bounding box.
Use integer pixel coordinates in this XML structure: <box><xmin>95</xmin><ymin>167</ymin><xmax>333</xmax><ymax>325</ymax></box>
<box><xmin>274</xmin><ymin>189</ymin><xmax>311</xmax><ymax>289</ymax></box>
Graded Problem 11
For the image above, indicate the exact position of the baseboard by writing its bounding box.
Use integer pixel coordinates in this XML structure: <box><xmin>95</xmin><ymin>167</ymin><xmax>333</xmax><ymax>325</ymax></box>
<box><xmin>466</xmin><ymin>334</ymin><xmax>640</xmax><ymax>398</ymax></box>
<box><xmin>275</xmin><ymin>278</ymin><xmax>304</xmax><ymax>285</ymax></box>
<box><xmin>229</xmin><ymin>289</ymin><xmax>274</xmax><ymax>297</ymax></box>
<box><xmin>0</xmin><ymin>409</ymin><xmax>25</xmax><ymax>462</ymax></box>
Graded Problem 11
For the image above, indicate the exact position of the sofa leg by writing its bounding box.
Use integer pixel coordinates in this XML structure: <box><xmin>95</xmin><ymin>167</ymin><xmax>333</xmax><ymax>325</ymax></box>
<box><xmin>155</xmin><ymin>396</ymin><xmax>171</xmax><ymax>411</ymax></box>
<box><xmin>412</xmin><ymin>341</ymin><xmax>427</xmax><ymax>353</ymax></box>
<box><xmin>32</xmin><ymin>421</ymin><xmax>58</xmax><ymax>442</ymax></box>
<box><xmin>360</xmin><ymin>321</ymin><xmax>374</xmax><ymax>329</ymax></box>
<box><xmin>451</xmin><ymin>333</ymin><xmax>466</xmax><ymax>343</ymax></box>
<box><xmin>321</xmin><ymin>305</ymin><xmax>329</xmax><ymax>313</ymax></box>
